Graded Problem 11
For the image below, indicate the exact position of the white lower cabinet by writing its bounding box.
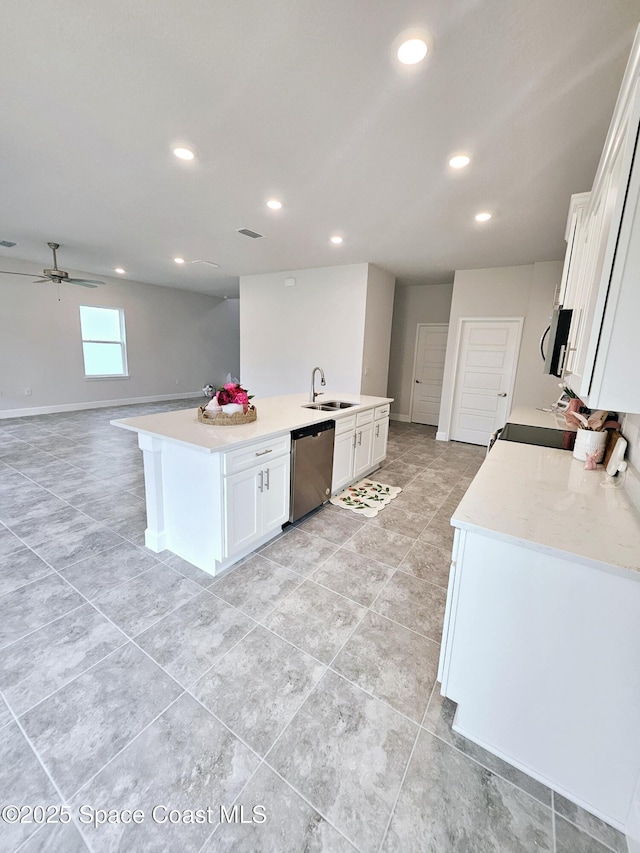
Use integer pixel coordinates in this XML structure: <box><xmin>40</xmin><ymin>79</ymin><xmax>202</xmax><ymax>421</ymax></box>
<box><xmin>439</xmin><ymin>527</ymin><xmax>640</xmax><ymax>831</ymax></box>
<box><xmin>353</xmin><ymin>421</ymin><xmax>373</xmax><ymax>478</ymax></box>
<box><xmin>372</xmin><ymin>416</ymin><xmax>389</xmax><ymax>466</ymax></box>
<box><xmin>331</xmin><ymin>407</ymin><xmax>389</xmax><ymax>492</ymax></box>
<box><xmin>223</xmin><ymin>440</ymin><xmax>290</xmax><ymax>559</ymax></box>
<box><xmin>332</xmin><ymin>427</ymin><xmax>356</xmax><ymax>492</ymax></box>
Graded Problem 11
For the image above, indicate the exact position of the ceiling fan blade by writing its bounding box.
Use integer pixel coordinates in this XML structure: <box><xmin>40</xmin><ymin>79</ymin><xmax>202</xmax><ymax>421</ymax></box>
<box><xmin>68</xmin><ymin>280</ymin><xmax>99</xmax><ymax>288</ymax></box>
<box><xmin>0</xmin><ymin>270</ymin><xmax>42</xmax><ymax>277</ymax></box>
<box><xmin>32</xmin><ymin>278</ymin><xmax>50</xmax><ymax>283</ymax></box>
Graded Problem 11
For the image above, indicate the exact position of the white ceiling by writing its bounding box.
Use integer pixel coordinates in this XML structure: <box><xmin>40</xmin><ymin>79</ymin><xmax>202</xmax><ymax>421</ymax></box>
<box><xmin>1</xmin><ymin>1</ymin><xmax>639</xmax><ymax>298</ymax></box>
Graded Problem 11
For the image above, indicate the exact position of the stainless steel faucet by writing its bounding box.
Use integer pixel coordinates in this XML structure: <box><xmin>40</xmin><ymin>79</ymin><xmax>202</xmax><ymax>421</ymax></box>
<box><xmin>310</xmin><ymin>366</ymin><xmax>326</xmax><ymax>402</ymax></box>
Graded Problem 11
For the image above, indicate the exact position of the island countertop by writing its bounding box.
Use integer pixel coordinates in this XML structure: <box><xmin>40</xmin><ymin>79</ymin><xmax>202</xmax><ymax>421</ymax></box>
<box><xmin>452</xmin><ymin>438</ymin><xmax>640</xmax><ymax>576</ymax></box>
<box><xmin>111</xmin><ymin>392</ymin><xmax>393</xmax><ymax>453</ymax></box>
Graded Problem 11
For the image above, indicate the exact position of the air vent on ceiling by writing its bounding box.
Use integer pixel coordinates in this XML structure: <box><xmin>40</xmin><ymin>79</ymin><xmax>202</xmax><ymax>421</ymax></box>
<box><xmin>236</xmin><ymin>228</ymin><xmax>264</xmax><ymax>239</ymax></box>
<box><xmin>0</xmin><ymin>240</ymin><xmax>17</xmax><ymax>248</ymax></box>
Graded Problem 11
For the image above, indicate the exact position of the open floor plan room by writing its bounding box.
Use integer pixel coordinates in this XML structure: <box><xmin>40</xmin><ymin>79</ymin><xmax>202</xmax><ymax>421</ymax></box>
<box><xmin>0</xmin><ymin>408</ymin><xmax>626</xmax><ymax>852</ymax></box>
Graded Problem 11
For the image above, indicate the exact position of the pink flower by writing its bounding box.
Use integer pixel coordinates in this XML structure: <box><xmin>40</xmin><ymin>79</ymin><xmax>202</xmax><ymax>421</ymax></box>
<box><xmin>224</xmin><ymin>383</ymin><xmax>238</xmax><ymax>391</ymax></box>
<box><xmin>234</xmin><ymin>390</ymin><xmax>249</xmax><ymax>405</ymax></box>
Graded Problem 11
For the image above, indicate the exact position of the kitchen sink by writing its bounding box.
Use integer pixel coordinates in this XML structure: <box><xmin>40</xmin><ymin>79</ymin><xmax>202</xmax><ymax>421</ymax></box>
<box><xmin>302</xmin><ymin>403</ymin><xmax>337</xmax><ymax>411</ymax></box>
<box><xmin>302</xmin><ymin>400</ymin><xmax>357</xmax><ymax>411</ymax></box>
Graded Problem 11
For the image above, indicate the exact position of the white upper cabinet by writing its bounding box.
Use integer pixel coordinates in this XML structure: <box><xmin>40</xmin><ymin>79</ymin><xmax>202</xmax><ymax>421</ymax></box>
<box><xmin>563</xmin><ymin>28</ymin><xmax>640</xmax><ymax>413</ymax></box>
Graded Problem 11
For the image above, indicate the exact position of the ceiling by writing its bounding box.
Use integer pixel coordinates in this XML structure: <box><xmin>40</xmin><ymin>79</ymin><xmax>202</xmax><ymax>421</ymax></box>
<box><xmin>1</xmin><ymin>1</ymin><xmax>639</xmax><ymax>298</ymax></box>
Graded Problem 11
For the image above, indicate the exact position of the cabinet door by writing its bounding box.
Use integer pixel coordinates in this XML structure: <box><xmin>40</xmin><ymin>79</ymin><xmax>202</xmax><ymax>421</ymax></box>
<box><xmin>261</xmin><ymin>453</ymin><xmax>291</xmax><ymax>532</ymax></box>
<box><xmin>371</xmin><ymin>417</ymin><xmax>389</xmax><ymax>466</ymax></box>
<box><xmin>332</xmin><ymin>429</ymin><xmax>354</xmax><ymax>493</ymax></box>
<box><xmin>223</xmin><ymin>466</ymin><xmax>262</xmax><ymax>558</ymax></box>
<box><xmin>353</xmin><ymin>422</ymin><xmax>373</xmax><ymax>479</ymax></box>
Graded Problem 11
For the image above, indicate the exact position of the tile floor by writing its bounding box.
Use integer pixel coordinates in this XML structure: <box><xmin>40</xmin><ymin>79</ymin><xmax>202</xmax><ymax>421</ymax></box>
<box><xmin>0</xmin><ymin>402</ymin><xmax>628</xmax><ymax>852</ymax></box>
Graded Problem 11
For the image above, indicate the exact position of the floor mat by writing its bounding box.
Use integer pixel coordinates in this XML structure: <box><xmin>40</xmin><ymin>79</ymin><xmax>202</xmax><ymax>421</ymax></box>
<box><xmin>330</xmin><ymin>479</ymin><xmax>402</xmax><ymax>517</ymax></box>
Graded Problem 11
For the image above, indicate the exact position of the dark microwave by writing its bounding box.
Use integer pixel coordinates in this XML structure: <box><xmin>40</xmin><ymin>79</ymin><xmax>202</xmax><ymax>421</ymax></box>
<box><xmin>541</xmin><ymin>308</ymin><xmax>573</xmax><ymax>377</ymax></box>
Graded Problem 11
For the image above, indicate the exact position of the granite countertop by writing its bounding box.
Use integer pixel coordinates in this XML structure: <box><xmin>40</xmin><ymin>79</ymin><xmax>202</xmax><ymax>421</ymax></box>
<box><xmin>452</xmin><ymin>438</ymin><xmax>640</xmax><ymax>576</ymax></box>
<box><xmin>111</xmin><ymin>392</ymin><xmax>393</xmax><ymax>453</ymax></box>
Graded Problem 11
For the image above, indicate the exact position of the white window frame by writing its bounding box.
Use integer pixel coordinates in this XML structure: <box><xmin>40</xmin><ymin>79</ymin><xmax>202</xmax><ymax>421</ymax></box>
<box><xmin>79</xmin><ymin>305</ymin><xmax>129</xmax><ymax>379</ymax></box>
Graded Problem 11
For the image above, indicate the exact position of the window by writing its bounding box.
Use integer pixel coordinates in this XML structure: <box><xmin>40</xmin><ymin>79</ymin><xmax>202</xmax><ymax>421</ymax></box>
<box><xmin>79</xmin><ymin>306</ymin><xmax>128</xmax><ymax>378</ymax></box>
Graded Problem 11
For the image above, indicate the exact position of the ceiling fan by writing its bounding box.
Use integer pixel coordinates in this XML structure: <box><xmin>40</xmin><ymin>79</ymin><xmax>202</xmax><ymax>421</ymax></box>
<box><xmin>0</xmin><ymin>242</ymin><xmax>104</xmax><ymax>288</ymax></box>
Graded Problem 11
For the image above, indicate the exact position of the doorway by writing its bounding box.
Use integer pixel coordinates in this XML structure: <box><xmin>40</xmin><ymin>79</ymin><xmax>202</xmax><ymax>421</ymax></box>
<box><xmin>449</xmin><ymin>318</ymin><xmax>523</xmax><ymax>445</ymax></box>
<box><xmin>410</xmin><ymin>323</ymin><xmax>449</xmax><ymax>425</ymax></box>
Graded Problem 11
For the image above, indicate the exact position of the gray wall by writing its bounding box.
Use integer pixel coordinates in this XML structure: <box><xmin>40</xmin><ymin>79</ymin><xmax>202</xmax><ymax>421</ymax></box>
<box><xmin>437</xmin><ymin>262</ymin><xmax>562</xmax><ymax>440</ymax></box>
<box><xmin>0</xmin><ymin>260</ymin><xmax>239</xmax><ymax>415</ymax></box>
<box><xmin>387</xmin><ymin>283</ymin><xmax>453</xmax><ymax>419</ymax></box>
<box><xmin>360</xmin><ymin>265</ymin><xmax>397</xmax><ymax>397</ymax></box>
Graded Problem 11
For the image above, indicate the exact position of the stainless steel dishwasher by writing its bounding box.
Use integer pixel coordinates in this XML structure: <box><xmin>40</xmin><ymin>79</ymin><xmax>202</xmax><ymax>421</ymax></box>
<box><xmin>289</xmin><ymin>420</ymin><xmax>335</xmax><ymax>522</ymax></box>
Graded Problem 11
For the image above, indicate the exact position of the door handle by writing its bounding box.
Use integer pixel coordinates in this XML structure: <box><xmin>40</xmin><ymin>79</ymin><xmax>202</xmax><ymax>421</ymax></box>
<box><xmin>375</xmin><ymin>424</ymin><xmax>380</xmax><ymax>438</ymax></box>
<box><xmin>415</xmin><ymin>379</ymin><xmax>422</xmax><ymax>383</ymax></box>
<box><xmin>264</xmin><ymin>468</ymin><xmax>270</xmax><ymax>490</ymax></box>
<box><xmin>497</xmin><ymin>392</ymin><xmax>507</xmax><ymax>397</ymax></box>
<box><xmin>352</xmin><ymin>434</ymin><xmax>357</xmax><ymax>449</ymax></box>
<box><xmin>255</xmin><ymin>448</ymin><xmax>272</xmax><ymax>457</ymax></box>
<box><xmin>258</xmin><ymin>470</ymin><xmax>264</xmax><ymax>492</ymax></box>
<box><xmin>358</xmin><ymin>431</ymin><xmax>362</xmax><ymax>446</ymax></box>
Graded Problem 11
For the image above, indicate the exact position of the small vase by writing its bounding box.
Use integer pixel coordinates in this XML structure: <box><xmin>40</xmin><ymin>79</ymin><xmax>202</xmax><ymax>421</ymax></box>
<box><xmin>221</xmin><ymin>403</ymin><xmax>243</xmax><ymax>415</ymax></box>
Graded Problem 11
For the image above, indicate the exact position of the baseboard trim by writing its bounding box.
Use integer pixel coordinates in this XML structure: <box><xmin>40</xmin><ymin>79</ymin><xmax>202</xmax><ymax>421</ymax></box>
<box><xmin>390</xmin><ymin>413</ymin><xmax>410</xmax><ymax>422</ymax></box>
<box><xmin>0</xmin><ymin>391</ymin><xmax>203</xmax><ymax>420</ymax></box>
<box><xmin>436</xmin><ymin>431</ymin><xmax>449</xmax><ymax>442</ymax></box>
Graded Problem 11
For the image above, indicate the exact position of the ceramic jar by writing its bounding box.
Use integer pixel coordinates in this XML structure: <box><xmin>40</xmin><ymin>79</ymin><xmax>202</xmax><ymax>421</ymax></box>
<box><xmin>572</xmin><ymin>428</ymin><xmax>607</xmax><ymax>463</ymax></box>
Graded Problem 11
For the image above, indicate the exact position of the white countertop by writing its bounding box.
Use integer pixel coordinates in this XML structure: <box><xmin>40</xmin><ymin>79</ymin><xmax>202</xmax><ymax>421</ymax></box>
<box><xmin>507</xmin><ymin>405</ymin><xmax>578</xmax><ymax>431</ymax></box>
<box><xmin>112</xmin><ymin>392</ymin><xmax>393</xmax><ymax>453</ymax></box>
<box><xmin>452</xmin><ymin>439</ymin><xmax>640</xmax><ymax>576</ymax></box>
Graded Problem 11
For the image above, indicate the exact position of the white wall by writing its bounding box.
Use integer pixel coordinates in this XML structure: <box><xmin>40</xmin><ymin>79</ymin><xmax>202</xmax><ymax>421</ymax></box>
<box><xmin>437</xmin><ymin>261</ymin><xmax>562</xmax><ymax>440</ymax></box>
<box><xmin>360</xmin><ymin>265</ymin><xmax>396</xmax><ymax>396</ymax></box>
<box><xmin>0</xmin><ymin>260</ymin><xmax>240</xmax><ymax>415</ymax></box>
<box><xmin>239</xmin><ymin>264</ymin><xmax>371</xmax><ymax>399</ymax></box>
<box><xmin>387</xmin><ymin>283</ymin><xmax>453</xmax><ymax>419</ymax></box>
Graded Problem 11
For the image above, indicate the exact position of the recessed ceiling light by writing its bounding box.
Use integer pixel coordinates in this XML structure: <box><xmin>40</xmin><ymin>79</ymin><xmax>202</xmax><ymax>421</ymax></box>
<box><xmin>449</xmin><ymin>154</ymin><xmax>471</xmax><ymax>169</ymax></box>
<box><xmin>174</xmin><ymin>257</ymin><xmax>185</xmax><ymax>264</ymax></box>
<box><xmin>266</xmin><ymin>199</ymin><xmax>282</xmax><ymax>210</ymax></box>
<box><xmin>397</xmin><ymin>38</ymin><xmax>428</xmax><ymax>65</ymax></box>
<box><xmin>115</xmin><ymin>267</ymin><xmax>126</xmax><ymax>274</ymax></box>
<box><xmin>475</xmin><ymin>212</ymin><xmax>492</xmax><ymax>222</ymax></box>
<box><xmin>330</xmin><ymin>236</ymin><xmax>343</xmax><ymax>245</ymax></box>
<box><xmin>171</xmin><ymin>145</ymin><xmax>196</xmax><ymax>161</ymax></box>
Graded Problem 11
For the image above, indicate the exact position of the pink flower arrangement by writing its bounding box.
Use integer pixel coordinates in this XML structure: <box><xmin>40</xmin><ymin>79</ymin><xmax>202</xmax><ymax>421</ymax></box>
<box><xmin>215</xmin><ymin>382</ymin><xmax>253</xmax><ymax>414</ymax></box>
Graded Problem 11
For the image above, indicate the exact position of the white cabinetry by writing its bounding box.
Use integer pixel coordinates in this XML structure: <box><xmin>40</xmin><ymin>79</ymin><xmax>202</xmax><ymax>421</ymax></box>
<box><xmin>372</xmin><ymin>404</ymin><xmax>390</xmax><ymax>466</ymax></box>
<box><xmin>439</xmin><ymin>526</ymin><xmax>640</xmax><ymax>831</ymax></box>
<box><xmin>560</xmin><ymin>32</ymin><xmax>640</xmax><ymax>412</ymax></box>
<box><xmin>222</xmin><ymin>435</ymin><xmax>290</xmax><ymax>559</ymax></box>
<box><xmin>353</xmin><ymin>409</ymin><xmax>373</xmax><ymax>478</ymax></box>
<box><xmin>331</xmin><ymin>406</ymin><xmax>389</xmax><ymax>493</ymax></box>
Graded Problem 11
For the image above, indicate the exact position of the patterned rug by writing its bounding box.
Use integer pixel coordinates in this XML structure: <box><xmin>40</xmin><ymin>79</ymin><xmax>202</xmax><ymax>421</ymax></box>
<box><xmin>330</xmin><ymin>479</ymin><xmax>402</xmax><ymax>518</ymax></box>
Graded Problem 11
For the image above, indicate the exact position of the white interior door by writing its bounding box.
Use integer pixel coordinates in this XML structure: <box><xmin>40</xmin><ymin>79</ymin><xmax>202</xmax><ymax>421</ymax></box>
<box><xmin>411</xmin><ymin>324</ymin><xmax>449</xmax><ymax>425</ymax></box>
<box><xmin>450</xmin><ymin>319</ymin><xmax>522</xmax><ymax>445</ymax></box>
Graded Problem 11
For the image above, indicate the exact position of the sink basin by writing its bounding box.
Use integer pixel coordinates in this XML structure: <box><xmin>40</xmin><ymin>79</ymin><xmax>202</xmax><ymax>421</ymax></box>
<box><xmin>302</xmin><ymin>403</ymin><xmax>337</xmax><ymax>411</ymax></box>
<box><xmin>302</xmin><ymin>400</ymin><xmax>357</xmax><ymax>411</ymax></box>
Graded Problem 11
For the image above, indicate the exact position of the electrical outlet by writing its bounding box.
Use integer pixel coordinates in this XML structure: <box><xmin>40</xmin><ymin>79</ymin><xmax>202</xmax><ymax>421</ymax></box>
<box><xmin>24</xmin><ymin>387</ymin><xmax>31</xmax><ymax>396</ymax></box>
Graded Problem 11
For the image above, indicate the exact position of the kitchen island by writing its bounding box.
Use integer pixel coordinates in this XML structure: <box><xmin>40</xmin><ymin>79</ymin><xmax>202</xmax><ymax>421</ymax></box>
<box><xmin>438</xmin><ymin>412</ymin><xmax>640</xmax><ymax>837</ymax></box>
<box><xmin>112</xmin><ymin>392</ymin><xmax>392</xmax><ymax>576</ymax></box>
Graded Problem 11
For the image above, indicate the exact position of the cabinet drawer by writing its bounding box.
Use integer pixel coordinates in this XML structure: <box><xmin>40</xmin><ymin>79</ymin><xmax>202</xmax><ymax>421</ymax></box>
<box><xmin>374</xmin><ymin>404</ymin><xmax>390</xmax><ymax>420</ymax></box>
<box><xmin>356</xmin><ymin>408</ymin><xmax>374</xmax><ymax>426</ymax></box>
<box><xmin>223</xmin><ymin>434</ymin><xmax>290</xmax><ymax>475</ymax></box>
<box><xmin>334</xmin><ymin>415</ymin><xmax>356</xmax><ymax>435</ymax></box>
